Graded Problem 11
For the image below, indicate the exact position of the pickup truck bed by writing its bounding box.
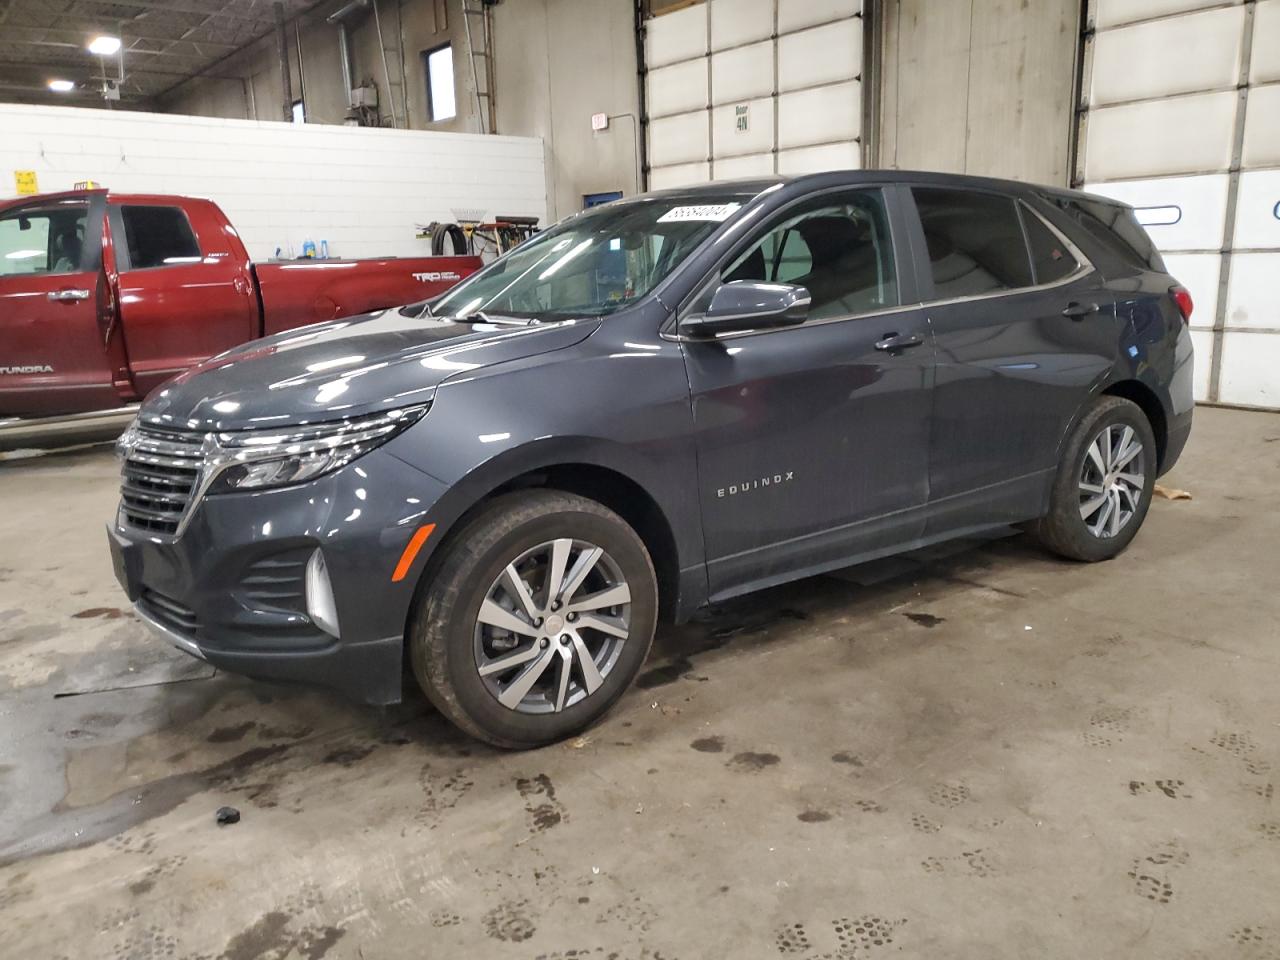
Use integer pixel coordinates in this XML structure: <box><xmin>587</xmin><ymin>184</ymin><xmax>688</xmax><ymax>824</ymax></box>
<box><xmin>0</xmin><ymin>189</ymin><xmax>482</xmax><ymax>423</ymax></box>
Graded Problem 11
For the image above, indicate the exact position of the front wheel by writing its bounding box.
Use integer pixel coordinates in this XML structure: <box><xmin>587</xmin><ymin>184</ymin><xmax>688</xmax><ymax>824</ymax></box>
<box><xmin>408</xmin><ymin>490</ymin><xmax>658</xmax><ymax>749</ymax></box>
<box><xmin>1031</xmin><ymin>396</ymin><xmax>1157</xmax><ymax>562</ymax></box>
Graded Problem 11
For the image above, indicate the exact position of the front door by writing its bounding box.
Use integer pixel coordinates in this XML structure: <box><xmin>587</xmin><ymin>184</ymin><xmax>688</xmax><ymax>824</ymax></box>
<box><xmin>111</xmin><ymin>200</ymin><xmax>257</xmax><ymax>396</ymax></box>
<box><xmin>680</xmin><ymin>187</ymin><xmax>935</xmax><ymax>599</ymax></box>
<box><xmin>0</xmin><ymin>193</ymin><xmax>121</xmax><ymax>418</ymax></box>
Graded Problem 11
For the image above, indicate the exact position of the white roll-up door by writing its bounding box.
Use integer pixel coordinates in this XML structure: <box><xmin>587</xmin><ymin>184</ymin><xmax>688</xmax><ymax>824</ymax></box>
<box><xmin>1079</xmin><ymin>0</ymin><xmax>1280</xmax><ymax>409</ymax></box>
<box><xmin>644</xmin><ymin>0</ymin><xmax>865</xmax><ymax>191</ymax></box>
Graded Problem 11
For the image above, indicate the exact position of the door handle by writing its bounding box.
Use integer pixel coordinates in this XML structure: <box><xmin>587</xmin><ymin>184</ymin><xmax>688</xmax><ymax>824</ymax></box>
<box><xmin>874</xmin><ymin>332</ymin><xmax>925</xmax><ymax>352</ymax></box>
<box><xmin>47</xmin><ymin>288</ymin><xmax>91</xmax><ymax>302</ymax></box>
<box><xmin>1062</xmin><ymin>301</ymin><xmax>1099</xmax><ymax>319</ymax></box>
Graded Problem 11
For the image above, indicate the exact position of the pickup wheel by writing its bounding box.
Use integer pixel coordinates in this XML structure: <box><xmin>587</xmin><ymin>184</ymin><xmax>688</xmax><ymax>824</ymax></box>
<box><xmin>408</xmin><ymin>490</ymin><xmax>658</xmax><ymax>749</ymax></box>
<box><xmin>1031</xmin><ymin>396</ymin><xmax>1157</xmax><ymax>562</ymax></box>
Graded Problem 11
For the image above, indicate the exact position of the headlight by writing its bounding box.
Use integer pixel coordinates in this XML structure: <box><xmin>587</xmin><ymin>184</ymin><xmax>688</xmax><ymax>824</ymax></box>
<box><xmin>208</xmin><ymin>404</ymin><xmax>428</xmax><ymax>492</ymax></box>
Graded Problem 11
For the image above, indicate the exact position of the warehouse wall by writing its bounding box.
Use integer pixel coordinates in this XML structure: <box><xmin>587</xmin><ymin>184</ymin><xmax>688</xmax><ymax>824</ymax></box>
<box><xmin>492</xmin><ymin>0</ymin><xmax>642</xmax><ymax>219</ymax></box>
<box><xmin>155</xmin><ymin>0</ymin><xmax>639</xmax><ymax>223</ymax></box>
<box><xmin>878</xmin><ymin>0</ymin><xmax>1080</xmax><ymax>185</ymax></box>
<box><xmin>0</xmin><ymin>103</ymin><xmax>546</xmax><ymax>260</ymax></box>
<box><xmin>159</xmin><ymin>1</ymin><xmax>436</xmax><ymax>130</ymax></box>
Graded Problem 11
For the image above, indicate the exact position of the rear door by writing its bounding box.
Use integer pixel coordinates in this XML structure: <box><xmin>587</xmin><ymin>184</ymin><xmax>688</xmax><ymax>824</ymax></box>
<box><xmin>680</xmin><ymin>186</ymin><xmax>935</xmax><ymax>598</ymax></box>
<box><xmin>905</xmin><ymin>185</ymin><xmax>1122</xmax><ymax>533</ymax></box>
<box><xmin>0</xmin><ymin>193</ymin><xmax>121</xmax><ymax>418</ymax></box>
<box><xmin>111</xmin><ymin>199</ymin><xmax>257</xmax><ymax>396</ymax></box>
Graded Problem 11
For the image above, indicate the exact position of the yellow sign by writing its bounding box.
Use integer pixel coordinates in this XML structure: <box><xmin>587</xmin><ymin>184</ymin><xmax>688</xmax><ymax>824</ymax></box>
<box><xmin>73</xmin><ymin>180</ymin><xmax>102</xmax><ymax>190</ymax></box>
<box><xmin>14</xmin><ymin>170</ymin><xmax>38</xmax><ymax>195</ymax></box>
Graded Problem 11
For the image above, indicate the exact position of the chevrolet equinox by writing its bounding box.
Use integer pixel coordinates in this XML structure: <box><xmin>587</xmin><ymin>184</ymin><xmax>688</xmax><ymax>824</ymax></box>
<box><xmin>110</xmin><ymin>172</ymin><xmax>1194</xmax><ymax>747</ymax></box>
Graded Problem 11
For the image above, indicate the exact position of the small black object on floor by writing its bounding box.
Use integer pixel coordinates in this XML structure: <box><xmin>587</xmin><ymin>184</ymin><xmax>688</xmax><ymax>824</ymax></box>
<box><xmin>215</xmin><ymin>806</ymin><xmax>240</xmax><ymax>826</ymax></box>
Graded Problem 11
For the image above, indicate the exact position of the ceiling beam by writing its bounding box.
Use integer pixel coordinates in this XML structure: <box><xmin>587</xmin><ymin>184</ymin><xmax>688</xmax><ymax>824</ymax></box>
<box><xmin>2</xmin><ymin>23</ymin><xmax>242</xmax><ymax>51</ymax></box>
<box><xmin>0</xmin><ymin>59</ymin><xmax>234</xmax><ymax>80</ymax></box>
<box><xmin>65</xmin><ymin>0</ymin><xmax>279</xmax><ymax>26</ymax></box>
<box><xmin>149</xmin><ymin>0</ymin><xmax>332</xmax><ymax>102</ymax></box>
<box><xmin>2</xmin><ymin>36</ymin><xmax>233</xmax><ymax>63</ymax></box>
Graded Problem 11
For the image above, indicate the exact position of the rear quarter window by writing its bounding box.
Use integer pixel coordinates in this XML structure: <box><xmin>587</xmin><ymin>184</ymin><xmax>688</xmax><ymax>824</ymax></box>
<box><xmin>1020</xmin><ymin>205</ymin><xmax>1080</xmax><ymax>284</ymax></box>
<box><xmin>1048</xmin><ymin>196</ymin><xmax>1165</xmax><ymax>274</ymax></box>
<box><xmin>119</xmin><ymin>205</ymin><xmax>201</xmax><ymax>270</ymax></box>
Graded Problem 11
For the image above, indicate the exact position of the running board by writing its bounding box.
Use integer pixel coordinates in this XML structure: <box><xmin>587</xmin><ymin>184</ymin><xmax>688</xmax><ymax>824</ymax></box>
<box><xmin>0</xmin><ymin>405</ymin><xmax>139</xmax><ymax>451</ymax></box>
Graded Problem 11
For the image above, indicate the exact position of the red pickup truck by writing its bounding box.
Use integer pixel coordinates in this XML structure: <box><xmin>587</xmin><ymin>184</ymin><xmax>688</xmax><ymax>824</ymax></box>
<box><xmin>0</xmin><ymin>189</ymin><xmax>481</xmax><ymax>429</ymax></box>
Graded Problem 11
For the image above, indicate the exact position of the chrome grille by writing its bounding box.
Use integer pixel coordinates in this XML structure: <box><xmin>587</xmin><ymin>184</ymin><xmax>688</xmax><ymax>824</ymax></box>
<box><xmin>119</xmin><ymin>425</ymin><xmax>205</xmax><ymax>535</ymax></box>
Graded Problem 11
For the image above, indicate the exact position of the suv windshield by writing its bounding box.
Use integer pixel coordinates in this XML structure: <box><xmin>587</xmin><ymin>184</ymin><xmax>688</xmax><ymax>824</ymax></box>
<box><xmin>431</xmin><ymin>194</ymin><xmax>752</xmax><ymax>320</ymax></box>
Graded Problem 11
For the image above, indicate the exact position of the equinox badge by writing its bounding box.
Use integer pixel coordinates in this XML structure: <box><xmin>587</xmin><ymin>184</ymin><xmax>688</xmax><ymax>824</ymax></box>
<box><xmin>717</xmin><ymin>471</ymin><xmax>795</xmax><ymax>498</ymax></box>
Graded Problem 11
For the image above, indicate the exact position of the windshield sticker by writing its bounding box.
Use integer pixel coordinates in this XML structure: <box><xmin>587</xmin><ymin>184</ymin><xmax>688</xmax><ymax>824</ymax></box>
<box><xmin>657</xmin><ymin>203</ymin><xmax>741</xmax><ymax>223</ymax></box>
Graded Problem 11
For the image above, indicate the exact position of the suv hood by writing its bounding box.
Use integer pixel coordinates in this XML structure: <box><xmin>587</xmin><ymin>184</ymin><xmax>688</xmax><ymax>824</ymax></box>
<box><xmin>140</xmin><ymin>308</ymin><xmax>601</xmax><ymax>432</ymax></box>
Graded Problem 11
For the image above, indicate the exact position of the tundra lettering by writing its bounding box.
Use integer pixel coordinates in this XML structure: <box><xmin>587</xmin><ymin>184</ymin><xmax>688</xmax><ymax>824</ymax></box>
<box><xmin>1</xmin><ymin>365</ymin><xmax>55</xmax><ymax>375</ymax></box>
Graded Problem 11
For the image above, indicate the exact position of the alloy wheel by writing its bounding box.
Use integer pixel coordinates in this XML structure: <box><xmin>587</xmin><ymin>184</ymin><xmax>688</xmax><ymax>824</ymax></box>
<box><xmin>1078</xmin><ymin>423</ymin><xmax>1145</xmax><ymax>539</ymax></box>
<box><xmin>473</xmin><ymin>538</ymin><xmax>632</xmax><ymax>714</ymax></box>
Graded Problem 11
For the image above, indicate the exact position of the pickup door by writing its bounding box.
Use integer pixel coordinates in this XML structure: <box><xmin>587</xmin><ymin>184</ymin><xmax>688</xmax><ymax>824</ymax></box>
<box><xmin>254</xmin><ymin>256</ymin><xmax>482</xmax><ymax>337</ymax></box>
<box><xmin>108</xmin><ymin>197</ymin><xmax>258</xmax><ymax>397</ymax></box>
<box><xmin>0</xmin><ymin>192</ymin><xmax>122</xmax><ymax>418</ymax></box>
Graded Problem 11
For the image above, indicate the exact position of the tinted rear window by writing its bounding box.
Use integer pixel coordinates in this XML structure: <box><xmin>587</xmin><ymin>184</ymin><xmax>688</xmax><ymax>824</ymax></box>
<box><xmin>912</xmin><ymin>187</ymin><xmax>1033</xmax><ymax>298</ymax></box>
<box><xmin>1049</xmin><ymin>196</ymin><xmax>1165</xmax><ymax>273</ymax></box>
<box><xmin>120</xmin><ymin>205</ymin><xmax>201</xmax><ymax>269</ymax></box>
<box><xmin>1021</xmin><ymin>206</ymin><xmax>1079</xmax><ymax>284</ymax></box>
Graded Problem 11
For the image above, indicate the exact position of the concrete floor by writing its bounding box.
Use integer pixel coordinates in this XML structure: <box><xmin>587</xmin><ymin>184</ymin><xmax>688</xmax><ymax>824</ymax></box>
<box><xmin>1</xmin><ymin>405</ymin><xmax>1277</xmax><ymax>960</ymax></box>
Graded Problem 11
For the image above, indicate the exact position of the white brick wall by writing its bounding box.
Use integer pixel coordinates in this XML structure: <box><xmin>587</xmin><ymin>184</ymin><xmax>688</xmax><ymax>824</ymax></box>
<box><xmin>0</xmin><ymin>104</ymin><xmax>548</xmax><ymax>261</ymax></box>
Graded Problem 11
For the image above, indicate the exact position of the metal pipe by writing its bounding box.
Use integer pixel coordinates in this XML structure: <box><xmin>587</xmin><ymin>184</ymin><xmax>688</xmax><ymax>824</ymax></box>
<box><xmin>294</xmin><ymin>19</ymin><xmax>307</xmax><ymax>117</ymax></box>
<box><xmin>633</xmin><ymin>0</ymin><xmax>649</xmax><ymax>191</ymax></box>
<box><xmin>372</xmin><ymin>0</ymin><xmax>399</xmax><ymax>128</ymax></box>
<box><xmin>326</xmin><ymin>0</ymin><xmax>370</xmax><ymax>23</ymax></box>
<box><xmin>337</xmin><ymin>22</ymin><xmax>354</xmax><ymax>107</ymax></box>
<box><xmin>327</xmin><ymin>0</ymin><xmax>370</xmax><ymax>112</ymax></box>
<box><xmin>274</xmin><ymin>1</ymin><xmax>293</xmax><ymax>121</ymax></box>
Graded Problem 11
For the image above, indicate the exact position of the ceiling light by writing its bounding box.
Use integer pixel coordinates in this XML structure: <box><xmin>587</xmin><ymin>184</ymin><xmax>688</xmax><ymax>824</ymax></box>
<box><xmin>88</xmin><ymin>35</ymin><xmax>121</xmax><ymax>55</ymax></box>
<box><xmin>48</xmin><ymin>79</ymin><xmax>76</xmax><ymax>92</ymax></box>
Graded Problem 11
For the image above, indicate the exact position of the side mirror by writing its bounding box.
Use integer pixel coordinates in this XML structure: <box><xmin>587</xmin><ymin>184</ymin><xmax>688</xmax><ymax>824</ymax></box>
<box><xmin>678</xmin><ymin>280</ymin><xmax>811</xmax><ymax>339</ymax></box>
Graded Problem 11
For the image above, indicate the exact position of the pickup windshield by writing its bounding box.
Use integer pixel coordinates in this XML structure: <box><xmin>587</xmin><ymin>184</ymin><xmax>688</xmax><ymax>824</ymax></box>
<box><xmin>431</xmin><ymin>194</ymin><xmax>752</xmax><ymax>320</ymax></box>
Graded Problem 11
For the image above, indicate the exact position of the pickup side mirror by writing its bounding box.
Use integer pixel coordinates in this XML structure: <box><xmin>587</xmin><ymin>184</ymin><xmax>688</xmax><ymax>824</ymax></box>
<box><xmin>678</xmin><ymin>280</ymin><xmax>811</xmax><ymax>339</ymax></box>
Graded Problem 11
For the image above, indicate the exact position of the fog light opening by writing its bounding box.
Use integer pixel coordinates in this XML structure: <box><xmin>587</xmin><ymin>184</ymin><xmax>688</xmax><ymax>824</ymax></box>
<box><xmin>305</xmin><ymin>548</ymin><xmax>341</xmax><ymax>638</ymax></box>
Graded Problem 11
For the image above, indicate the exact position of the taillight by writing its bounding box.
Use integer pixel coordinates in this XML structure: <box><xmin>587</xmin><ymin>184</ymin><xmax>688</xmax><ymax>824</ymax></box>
<box><xmin>1170</xmin><ymin>284</ymin><xmax>1193</xmax><ymax>323</ymax></box>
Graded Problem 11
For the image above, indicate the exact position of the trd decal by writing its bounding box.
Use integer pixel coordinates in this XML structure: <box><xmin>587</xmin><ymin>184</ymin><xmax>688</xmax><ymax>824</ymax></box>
<box><xmin>717</xmin><ymin>471</ymin><xmax>794</xmax><ymax>498</ymax></box>
<box><xmin>412</xmin><ymin>271</ymin><xmax>462</xmax><ymax>283</ymax></box>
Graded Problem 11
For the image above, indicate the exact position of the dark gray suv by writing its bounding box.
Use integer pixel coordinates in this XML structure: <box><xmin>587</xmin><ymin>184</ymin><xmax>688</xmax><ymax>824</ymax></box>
<box><xmin>109</xmin><ymin>171</ymin><xmax>1194</xmax><ymax>747</ymax></box>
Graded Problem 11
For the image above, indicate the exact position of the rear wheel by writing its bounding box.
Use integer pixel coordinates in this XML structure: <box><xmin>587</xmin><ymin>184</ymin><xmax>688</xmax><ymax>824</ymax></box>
<box><xmin>1032</xmin><ymin>396</ymin><xmax>1156</xmax><ymax>562</ymax></box>
<box><xmin>408</xmin><ymin>490</ymin><xmax>658</xmax><ymax>748</ymax></box>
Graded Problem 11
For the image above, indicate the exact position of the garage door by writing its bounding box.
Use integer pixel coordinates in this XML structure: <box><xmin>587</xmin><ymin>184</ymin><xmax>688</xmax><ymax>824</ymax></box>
<box><xmin>643</xmin><ymin>0</ymin><xmax>865</xmax><ymax>190</ymax></box>
<box><xmin>1077</xmin><ymin>0</ymin><xmax>1280</xmax><ymax>409</ymax></box>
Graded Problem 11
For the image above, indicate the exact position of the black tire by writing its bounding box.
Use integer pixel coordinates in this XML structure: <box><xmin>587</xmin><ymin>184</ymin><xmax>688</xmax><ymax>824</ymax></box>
<box><xmin>408</xmin><ymin>490</ymin><xmax>658</xmax><ymax>749</ymax></box>
<box><xmin>1031</xmin><ymin>396</ymin><xmax>1157</xmax><ymax>562</ymax></box>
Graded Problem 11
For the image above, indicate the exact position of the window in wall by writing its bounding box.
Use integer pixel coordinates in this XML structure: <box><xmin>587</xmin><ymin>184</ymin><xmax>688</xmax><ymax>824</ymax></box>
<box><xmin>119</xmin><ymin>206</ymin><xmax>201</xmax><ymax>269</ymax></box>
<box><xmin>912</xmin><ymin>188</ymin><xmax>1033</xmax><ymax>299</ymax></box>
<box><xmin>424</xmin><ymin>44</ymin><xmax>456</xmax><ymax>122</ymax></box>
<box><xmin>1021</xmin><ymin>206</ymin><xmax>1079</xmax><ymax>285</ymax></box>
<box><xmin>722</xmin><ymin>190</ymin><xmax>899</xmax><ymax>320</ymax></box>
<box><xmin>0</xmin><ymin>201</ymin><xmax>88</xmax><ymax>276</ymax></box>
<box><xmin>292</xmin><ymin>99</ymin><xmax>305</xmax><ymax>124</ymax></box>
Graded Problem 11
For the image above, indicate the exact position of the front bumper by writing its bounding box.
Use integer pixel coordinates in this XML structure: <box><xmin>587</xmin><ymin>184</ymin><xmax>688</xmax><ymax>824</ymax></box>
<box><xmin>109</xmin><ymin>448</ymin><xmax>448</xmax><ymax>704</ymax></box>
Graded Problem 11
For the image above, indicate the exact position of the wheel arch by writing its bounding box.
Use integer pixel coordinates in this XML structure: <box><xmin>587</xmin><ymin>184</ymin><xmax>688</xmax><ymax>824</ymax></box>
<box><xmin>1100</xmin><ymin>379</ymin><xmax>1169</xmax><ymax>471</ymax></box>
<box><xmin>1055</xmin><ymin>376</ymin><xmax>1171</xmax><ymax>476</ymax></box>
<box><xmin>403</xmin><ymin>438</ymin><xmax>695</xmax><ymax>644</ymax></box>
